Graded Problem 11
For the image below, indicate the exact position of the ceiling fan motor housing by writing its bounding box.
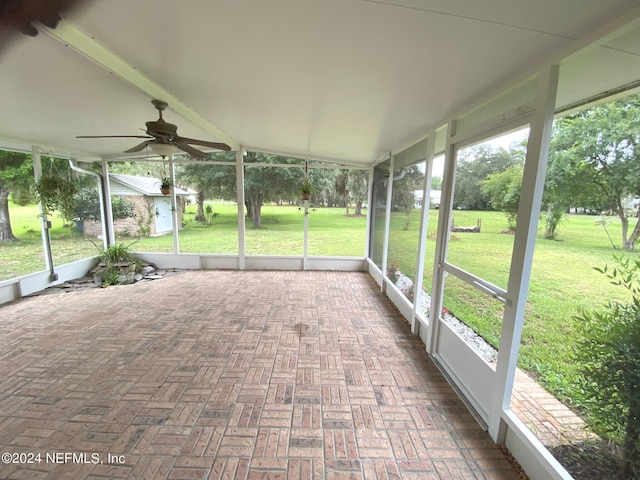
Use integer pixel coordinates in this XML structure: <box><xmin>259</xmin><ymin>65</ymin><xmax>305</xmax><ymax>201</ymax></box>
<box><xmin>145</xmin><ymin>120</ymin><xmax>178</xmax><ymax>137</ymax></box>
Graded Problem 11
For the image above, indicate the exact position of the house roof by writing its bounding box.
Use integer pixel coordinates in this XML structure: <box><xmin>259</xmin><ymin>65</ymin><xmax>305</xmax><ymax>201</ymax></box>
<box><xmin>0</xmin><ymin>1</ymin><xmax>639</xmax><ymax>166</ymax></box>
<box><xmin>109</xmin><ymin>173</ymin><xmax>189</xmax><ymax>197</ymax></box>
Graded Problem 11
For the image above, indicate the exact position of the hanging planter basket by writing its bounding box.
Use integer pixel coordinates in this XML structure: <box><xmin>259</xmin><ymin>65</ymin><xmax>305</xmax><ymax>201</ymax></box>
<box><xmin>298</xmin><ymin>177</ymin><xmax>314</xmax><ymax>201</ymax></box>
<box><xmin>159</xmin><ymin>176</ymin><xmax>173</xmax><ymax>195</ymax></box>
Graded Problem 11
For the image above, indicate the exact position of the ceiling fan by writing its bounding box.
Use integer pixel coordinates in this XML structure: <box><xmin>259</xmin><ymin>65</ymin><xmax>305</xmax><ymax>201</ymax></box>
<box><xmin>77</xmin><ymin>99</ymin><xmax>231</xmax><ymax>158</ymax></box>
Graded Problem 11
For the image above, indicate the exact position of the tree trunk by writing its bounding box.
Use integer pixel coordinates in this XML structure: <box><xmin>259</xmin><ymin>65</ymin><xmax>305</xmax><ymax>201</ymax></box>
<box><xmin>0</xmin><ymin>188</ymin><xmax>17</xmax><ymax>241</ymax></box>
<box><xmin>618</xmin><ymin>206</ymin><xmax>632</xmax><ymax>249</ymax></box>
<box><xmin>246</xmin><ymin>190</ymin><xmax>264</xmax><ymax>228</ymax></box>
<box><xmin>251</xmin><ymin>198</ymin><xmax>263</xmax><ymax>228</ymax></box>
<box><xmin>195</xmin><ymin>191</ymin><xmax>205</xmax><ymax>222</ymax></box>
<box><xmin>625</xmin><ymin>206</ymin><xmax>640</xmax><ymax>250</ymax></box>
<box><xmin>344</xmin><ymin>189</ymin><xmax>349</xmax><ymax>215</ymax></box>
<box><xmin>355</xmin><ymin>200</ymin><xmax>362</xmax><ymax>215</ymax></box>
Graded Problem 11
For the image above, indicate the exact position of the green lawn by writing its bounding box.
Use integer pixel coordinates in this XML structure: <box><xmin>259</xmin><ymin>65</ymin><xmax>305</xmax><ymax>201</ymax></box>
<box><xmin>0</xmin><ymin>202</ymin><xmax>367</xmax><ymax>278</ymax></box>
<box><xmin>123</xmin><ymin>203</ymin><xmax>367</xmax><ymax>256</ymax></box>
<box><xmin>0</xmin><ymin>201</ymin><xmax>633</xmax><ymax>410</ymax></box>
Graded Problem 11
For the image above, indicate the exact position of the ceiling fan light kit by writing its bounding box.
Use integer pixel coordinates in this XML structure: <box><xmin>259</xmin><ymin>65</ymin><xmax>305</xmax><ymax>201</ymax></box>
<box><xmin>77</xmin><ymin>99</ymin><xmax>231</xmax><ymax>158</ymax></box>
<box><xmin>149</xmin><ymin>142</ymin><xmax>178</xmax><ymax>157</ymax></box>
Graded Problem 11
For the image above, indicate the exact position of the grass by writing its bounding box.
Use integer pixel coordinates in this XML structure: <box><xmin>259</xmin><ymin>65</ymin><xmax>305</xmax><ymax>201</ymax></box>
<box><xmin>0</xmin><ymin>201</ymin><xmax>367</xmax><ymax>279</ymax></box>
<box><xmin>0</xmin><ymin>201</ymin><xmax>633</xmax><ymax>412</ymax></box>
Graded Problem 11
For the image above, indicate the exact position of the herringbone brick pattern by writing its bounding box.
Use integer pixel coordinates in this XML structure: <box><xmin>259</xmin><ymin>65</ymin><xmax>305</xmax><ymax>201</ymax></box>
<box><xmin>0</xmin><ymin>271</ymin><xmax>521</xmax><ymax>479</ymax></box>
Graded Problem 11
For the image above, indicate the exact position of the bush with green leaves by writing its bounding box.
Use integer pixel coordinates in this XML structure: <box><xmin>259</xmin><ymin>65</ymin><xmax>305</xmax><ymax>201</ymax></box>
<box><xmin>95</xmin><ymin>243</ymin><xmax>141</xmax><ymax>287</ymax></box>
<box><xmin>574</xmin><ymin>255</ymin><xmax>640</xmax><ymax>478</ymax></box>
<box><xmin>100</xmin><ymin>243</ymin><xmax>132</xmax><ymax>266</ymax></box>
<box><xmin>73</xmin><ymin>188</ymin><xmax>136</xmax><ymax>222</ymax></box>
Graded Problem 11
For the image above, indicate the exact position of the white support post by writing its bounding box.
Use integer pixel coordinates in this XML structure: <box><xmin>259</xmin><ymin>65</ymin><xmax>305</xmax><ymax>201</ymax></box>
<box><xmin>380</xmin><ymin>155</ymin><xmax>395</xmax><ymax>292</ymax></box>
<box><xmin>236</xmin><ymin>149</ymin><xmax>246</xmax><ymax>270</ymax></box>
<box><xmin>488</xmin><ymin>65</ymin><xmax>560</xmax><ymax>442</ymax></box>
<box><xmin>426</xmin><ymin>121</ymin><xmax>457</xmax><ymax>354</ymax></box>
<box><xmin>364</xmin><ymin>165</ymin><xmax>375</xmax><ymax>258</ymax></box>
<box><xmin>411</xmin><ymin>134</ymin><xmax>436</xmax><ymax>334</ymax></box>
<box><xmin>303</xmin><ymin>199</ymin><xmax>309</xmax><ymax>269</ymax></box>
<box><xmin>303</xmin><ymin>160</ymin><xmax>309</xmax><ymax>270</ymax></box>
<box><xmin>169</xmin><ymin>157</ymin><xmax>179</xmax><ymax>254</ymax></box>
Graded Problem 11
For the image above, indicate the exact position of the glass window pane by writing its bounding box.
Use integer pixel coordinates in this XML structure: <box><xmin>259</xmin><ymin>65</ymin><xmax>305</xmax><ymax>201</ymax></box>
<box><xmin>386</xmin><ymin>161</ymin><xmax>426</xmax><ymax>303</ymax></box>
<box><xmin>369</xmin><ymin>160</ymin><xmax>389</xmax><ymax>267</ymax></box>
<box><xmin>307</xmin><ymin>168</ymin><xmax>368</xmax><ymax>257</ymax></box>
<box><xmin>45</xmin><ymin>158</ymin><xmax>101</xmax><ymax>269</ymax></box>
<box><xmin>442</xmin><ymin>274</ymin><xmax>501</xmax><ymax>367</ymax></box>
<box><xmin>449</xmin><ymin>132</ymin><xmax>527</xmax><ymax>289</ymax></box>
<box><xmin>244</xmin><ymin>153</ymin><xmax>305</xmax><ymax>255</ymax></box>
<box><xmin>418</xmin><ymin>154</ymin><xmax>445</xmax><ymax>316</ymax></box>
<box><xmin>178</xmin><ymin>163</ymin><xmax>238</xmax><ymax>254</ymax></box>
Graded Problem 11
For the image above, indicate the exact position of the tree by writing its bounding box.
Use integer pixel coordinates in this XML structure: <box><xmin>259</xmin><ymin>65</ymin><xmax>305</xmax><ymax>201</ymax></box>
<box><xmin>0</xmin><ymin>150</ymin><xmax>32</xmax><ymax>241</ymax></box>
<box><xmin>548</xmin><ymin>95</ymin><xmax>640</xmax><ymax>248</ymax></box>
<box><xmin>348</xmin><ymin>170</ymin><xmax>368</xmax><ymax>215</ymax></box>
<box><xmin>335</xmin><ymin>170</ymin><xmax>350</xmax><ymax>214</ymax></box>
<box><xmin>392</xmin><ymin>165</ymin><xmax>424</xmax><ymax>231</ymax></box>
<box><xmin>454</xmin><ymin>144</ymin><xmax>522</xmax><ymax>210</ymax></box>
<box><xmin>178</xmin><ymin>153</ymin><xmax>236</xmax><ymax>222</ymax></box>
<box><xmin>243</xmin><ymin>153</ymin><xmax>305</xmax><ymax>228</ymax></box>
<box><xmin>574</xmin><ymin>256</ymin><xmax>640</xmax><ymax>478</ymax></box>
<box><xmin>480</xmin><ymin>165</ymin><xmax>523</xmax><ymax>230</ymax></box>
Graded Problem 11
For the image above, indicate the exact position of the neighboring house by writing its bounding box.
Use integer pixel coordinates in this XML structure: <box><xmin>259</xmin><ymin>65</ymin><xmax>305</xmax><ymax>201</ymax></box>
<box><xmin>83</xmin><ymin>174</ymin><xmax>189</xmax><ymax>237</ymax></box>
<box><xmin>412</xmin><ymin>189</ymin><xmax>441</xmax><ymax>209</ymax></box>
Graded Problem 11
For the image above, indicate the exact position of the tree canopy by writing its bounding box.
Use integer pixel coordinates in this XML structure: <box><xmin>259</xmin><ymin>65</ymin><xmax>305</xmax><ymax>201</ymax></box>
<box><xmin>0</xmin><ymin>150</ymin><xmax>32</xmax><ymax>241</ymax></box>
<box><xmin>480</xmin><ymin>165</ymin><xmax>523</xmax><ymax>231</ymax></box>
<box><xmin>454</xmin><ymin>144</ymin><xmax>522</xmax><ymax>211</ymax></box>
<box><xmin>548</xmin><ymin>94</ymin><xmax>640</xmax><ymax>248</ymax></box>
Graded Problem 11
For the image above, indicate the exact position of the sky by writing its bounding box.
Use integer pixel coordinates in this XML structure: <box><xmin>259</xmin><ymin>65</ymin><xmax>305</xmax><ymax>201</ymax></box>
<box><xmin>431</xmin><ymin>127</ymin><xmax>529</xmax><ymax>178</ymax></box>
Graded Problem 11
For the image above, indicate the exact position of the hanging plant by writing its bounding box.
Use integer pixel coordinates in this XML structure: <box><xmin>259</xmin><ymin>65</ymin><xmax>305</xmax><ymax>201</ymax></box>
<box><xmin>159</xmin><ymin>176</ymin><xmax>173</xmax><ymax>195</ymax></box>
<box><xmin>33</xmin><ymin>175</ymin><xmax>77</xmax><ymax>221</ymax></box>
<box><xmin>298</xmin><ymin>178</ymin><xmax>314</xmax><ymax>200</ymax></box>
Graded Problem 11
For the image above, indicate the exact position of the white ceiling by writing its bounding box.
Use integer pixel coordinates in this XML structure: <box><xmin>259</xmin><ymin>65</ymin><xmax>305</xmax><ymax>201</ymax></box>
<box><xmin>0</xmin><ymin>0</ymin><xmax>639</xmax><ymax>166</ymax></box>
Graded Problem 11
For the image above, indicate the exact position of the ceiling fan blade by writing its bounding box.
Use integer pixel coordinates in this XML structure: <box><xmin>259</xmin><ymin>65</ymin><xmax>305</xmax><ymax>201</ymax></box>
<box><xmin>174</xmin><ymin>141</ymin><xmax>208</xmax><ymax>158</ymax></box>
<box><xmin>174</xmin><ymin>136</ymin><xmax>231</xmax><ymax>151</ymax></box>
<box><xmin>124</xmin><ymin>140</ymin><xmax>152</xmax><ymax>153</ymax></box>
<box><xmin>77</xmin><ymin>135</ymin><xmax>152</xmax><ymax>139</ymax></box>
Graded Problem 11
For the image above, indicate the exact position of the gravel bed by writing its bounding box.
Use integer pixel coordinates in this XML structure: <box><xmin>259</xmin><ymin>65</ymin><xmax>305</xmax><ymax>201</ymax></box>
<box><xmin>395</xmin><ymin>274</ymin><xmax>498</xmax><ymax>363</ymax></box>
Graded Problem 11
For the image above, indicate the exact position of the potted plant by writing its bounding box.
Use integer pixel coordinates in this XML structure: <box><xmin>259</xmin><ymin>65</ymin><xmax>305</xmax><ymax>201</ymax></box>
<box><xmin>160</xmin><ymin>176</ymin><xmax>173</xmax><ymax>195</ymax></box>
<box><xmin>299</xmin><ymin>178</ymin><xmax>314</xmax><ymax>200</ymax></box>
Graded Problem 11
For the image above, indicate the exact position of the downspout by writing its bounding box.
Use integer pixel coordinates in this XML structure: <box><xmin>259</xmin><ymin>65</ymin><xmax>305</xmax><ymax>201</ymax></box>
<box><xmin>68</xmin><ymin>159</ymin><xmax>109</xmax><ymax>251</ymax></box>
<box><xmin>33</xmin><ymin>146</ymin><xmax>57</xmax><ymax>281</ymax></box>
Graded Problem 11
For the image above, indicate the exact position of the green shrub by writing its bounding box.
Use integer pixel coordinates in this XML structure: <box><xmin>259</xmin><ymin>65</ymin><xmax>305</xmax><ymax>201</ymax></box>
<box><xmin>74</xmin><ymin>188</ymin><xmax>136</xmax><ymax>222</ymax></box>
<box><xmin>100</xmin><ymin>243</ymin><xmax>132</xmax><ymax>266</ymax></box>
<box><xmin>574</xmin><ymin>255</ymin><xmax>640</xmax><ymax>478</ymax></box>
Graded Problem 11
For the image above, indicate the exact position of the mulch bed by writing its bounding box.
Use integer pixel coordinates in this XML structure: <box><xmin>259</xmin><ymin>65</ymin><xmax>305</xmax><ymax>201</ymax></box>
<box><xmin>550</xmin><ymin>439</ymin><xmax>630</xmax><ymax>479</ymax></box>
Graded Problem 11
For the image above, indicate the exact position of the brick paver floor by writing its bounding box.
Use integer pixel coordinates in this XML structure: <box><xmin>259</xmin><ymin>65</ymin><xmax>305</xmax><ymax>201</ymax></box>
<box><xmin>0</xmin><ymin>270</ymin><xmax>523</xmax><ymax>479</ymax></box>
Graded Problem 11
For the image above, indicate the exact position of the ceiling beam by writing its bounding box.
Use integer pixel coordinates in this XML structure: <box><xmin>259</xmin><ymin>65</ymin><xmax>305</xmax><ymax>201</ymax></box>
<box><xmin>42</xmin><ymin>18</ymin><xmax>240</xmax><ymax>151</ymax></box>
